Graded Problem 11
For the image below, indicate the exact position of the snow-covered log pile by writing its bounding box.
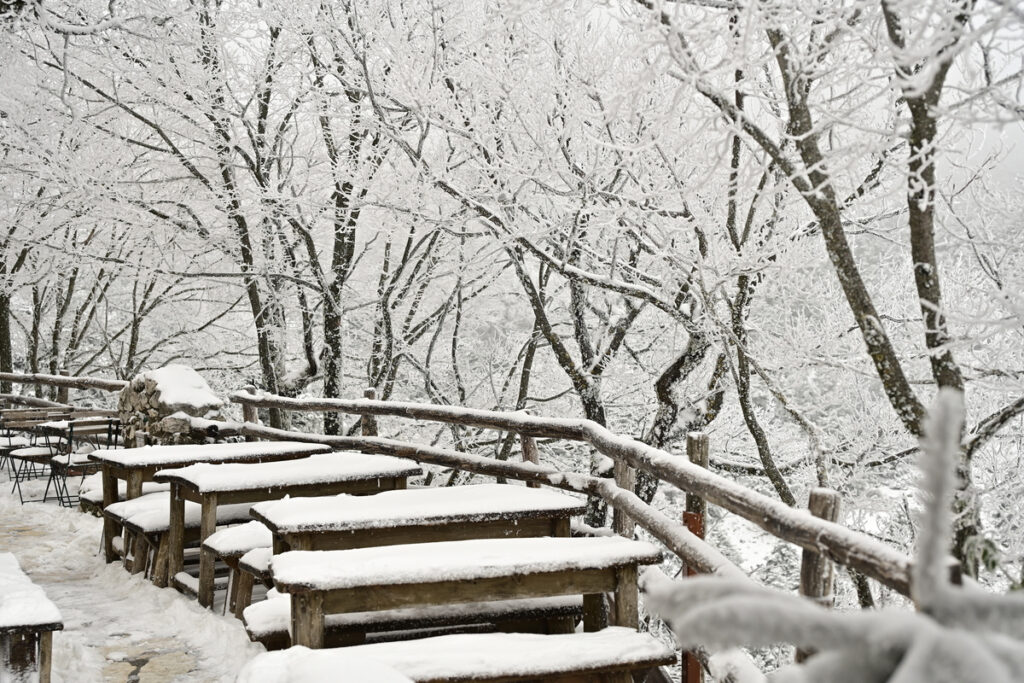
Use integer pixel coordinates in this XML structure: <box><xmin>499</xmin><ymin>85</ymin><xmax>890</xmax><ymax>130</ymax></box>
<box><xmin>118</xmin><ymin>366</ymin><xmax>225</xmax><ymax>445</ymax></box>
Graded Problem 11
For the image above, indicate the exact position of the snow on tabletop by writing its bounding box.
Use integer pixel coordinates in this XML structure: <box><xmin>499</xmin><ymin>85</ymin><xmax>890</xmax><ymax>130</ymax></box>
<box><xmin>79</xmin><ymin>473</ymin><xmax>168</xmax><ymax>504</ymax></box>
<box><xmin>272</xmin><ymin>536</ymin><xmax>662</xmax><ymax>591</ymax></box>
<box><xmin>90</xmin><ymin>440</ymin><xmax>331</xmax><ymax>467</ymax></box>
<box><xmin>0</xmin><ymin>436</ymin><xmax>30</xmax><ymax>448</ymax></box>
<box><xmin>251</xmin><ymin>483</ymin><xmax>585</xmax><ymax>533</ymax></box>
<box><xmin>155</xmin><ymin>453</ymin><xmax>421</xmax><ymax>493</ymax></box>
<box><xmin>203</xmin><ymin>521</ymin><xmax>272</xmax><ymax>556</ymax></box>
<box><xmin>236</xmin><ymin>628</ymin><xmax>672</xmax><ymax>682</ymax></box>
<box><xmin>0</xmin><ymin>553</ymin><xmax>62</xmax><ymax>631</ymax></box>
<box><xmin>243</xmin><ymin>591</ymin><xmax>581</xmax><ymax>637</ymax></box>
<box><xmin>10</xmin><ymin>446</ymin><xmax>58</xmax><ymax>457</ymax></box>
<box><xmin>237</xmin><ymin>646</ymin><xmax>413</xmax><ymax>683</ymax></box>
<box><xmin>104</xmin><ymin>491</ymin><xmax>252</xmax><ymax>532</ymax></box>
<box><xmin>146</xmin><ymin>365</ymin><xmax>224</xmax><ymax>411</ymax></box>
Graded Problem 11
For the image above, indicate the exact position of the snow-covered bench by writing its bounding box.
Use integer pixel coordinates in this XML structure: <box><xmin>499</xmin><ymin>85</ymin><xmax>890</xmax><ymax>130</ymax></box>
<box><xmin>78</xmin><ymin>472</ymin><xmax>169</xmax><ymax>516</ymax></box>
<box><xmin>0</xmin><ymin>553</ymin><xmax>63</xmax><ymax>683</ymax></box>
<box><xmin>202</xmin><ymin>521</ymin><xmax>273</xmax><ymax>616</ymax></box>
<box><xmin>154</xmin><ymin>452</ymin><xmax>422</xmax><ymax>608</ymax></box>
<box><xmin>89</xmin><ymin>441</ymin><xmax>334</xmax><ymax>564</ymax></box>
<box><xmin>243</xmin><ymin>590</ymin><xmax>583</xmax><ymax>650</ymax></box>
<box><xmin>272</xmin><ymin>536</ymin><xmax>662</xmax><ymax>649</ymax></box>
<box><xmin>236</xmin><ymin>628</ymin><xmax>677</xmax><ymax>683</ymax></box>
<box><xmin>102</xmin><ymin>491</ymin><xmax>251</xmax><ymax>585</ymax></box>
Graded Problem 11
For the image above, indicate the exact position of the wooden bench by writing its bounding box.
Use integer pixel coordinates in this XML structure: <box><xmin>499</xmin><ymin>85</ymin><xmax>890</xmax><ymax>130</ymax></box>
<box><xmin>243</xmin><ymin>592</ymin><xmax>584</xmax><ymax>650</ymax></box>
<box><xmin>89</xmin><ymin>441</ymin><xmax>333</xmax><ymax>563</ymax></box>
<box><xmin>0</xmin><ymin>553</ymin><xmax>63</xmax><ymax>683</ymax></box>
<box><xmin>236</xmin><ymin>628</ymin><xmax>677</xmax><ymax>683</ymax></box>
<box><xmin>202</xmin><ymin>521</ymin><xmax>273</xmax><ymax>614</ymax></box>
<box><xmin>102</xmin><ymin>491</ymin><xmax>252</xmax><ymax>582</ymax></box>
<box><xmin>233</xmin><ymin>484</ymin><xmax>586</xmax><ymax>620</ymax></box>
<box><xmin>272</xmin><ymin>536</ymin><xmax>662</xmax><ymax>649</ymax></box>
<box><xmin>154</xmin><ymin>453</ymin><xmax>422</xmax><ymax>607</ymax></box>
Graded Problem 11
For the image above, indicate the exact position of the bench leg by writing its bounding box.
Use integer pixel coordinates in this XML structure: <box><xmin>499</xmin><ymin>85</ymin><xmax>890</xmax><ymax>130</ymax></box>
<box><xmin>151</xmin><ymin>534</ymin><xmax>171</xmax><ymax>588</ymax></box>
<box><xmin>233</xmin><ymin>571</ymin><xmax>254</xmax><ymax>620</ymax></box>
<box><xmin>5</xmin><ymin>632</ymin><xmax>38</xmax><ymax>675</ymax></box>
<box><xmin>583</xmin><ymin>594</ymin><xmax>608</xmax><ymax>632</ymax></box>
<box><xmin>102</xmin><ymin>469</ymin><xmax>118</xmax><ymax>563</ymax></box>
<box><xmin>131</xmin><ymin>536</ymin><xmax>150</xmax><ymax>575</ymax></box>
<box><xmin>39</xmin><ymin>631</ymin><xmax>53</xmax><ymax>683</ymax></box>
<box><xmin>291</xmin><ymin>591</ymin><xmax>325</xmax><ymax>649</ymax></box>
<box><xmin>613</xmin><ymin>565</ymin><xmax>639</xmax><ymax>628</ymax></box>
<box><xmin>198</xmin><ymin>547</ymin><xmax>218</xmax><ymax>608</ymax></box>
<box><xmin>197</xmin><ymin>494</ymin><xmax>219</xmax><ymax>608</ymax></box>
<box><xmin>167</xmin><ymin>486</ymin><xmax>186</xmax><ymax>578</ymax></box>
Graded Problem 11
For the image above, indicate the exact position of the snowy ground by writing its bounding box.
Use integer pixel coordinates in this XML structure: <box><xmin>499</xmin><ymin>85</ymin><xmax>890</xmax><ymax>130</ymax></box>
<box><xmin>1</xmin><ymin>475</ymin><xmax>263</xmax><ymax>682</ymax></box>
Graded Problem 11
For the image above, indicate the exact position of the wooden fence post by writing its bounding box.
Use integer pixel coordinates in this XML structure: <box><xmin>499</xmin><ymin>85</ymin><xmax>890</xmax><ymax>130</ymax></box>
<box><xmin>796</xmin><ymin>488</ymin><xmax>841</xmax><ymax>663</ymax></box>
<box><xmin>242</xmin><ymin>385</ymin><xmax>259</xmax><ymax>442</ymax></box>
<box><xmin>55</xmin><ymin>368</ymin><xmax>69</xmax><ymax>405</ymax></box>
<box><xmin>613</xmin><ymin>459</ymin><xmax>636</xmax><ymax>537</ymax></box>
<box><xmin>521</xmin><ymin>435</ymin><xmax>540</xmax><ymax>488</ymax></box>
<box><xmin>361</xmin><ymin>388</ymin><xmax>378</xmax><ymax>436</ymax></box>
<box><xmin>682</xmin><ymin>432</ymin><xmax>709</xmax><ymax>683</ymax></box>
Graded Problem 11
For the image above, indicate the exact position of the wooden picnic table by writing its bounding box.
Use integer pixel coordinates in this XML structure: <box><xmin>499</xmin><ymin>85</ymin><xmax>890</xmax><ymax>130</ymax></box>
<box><xmin>90</xmin><ymin>441</ymin><xmax>333</xmax><ymax>563</ymax></box>
<box><xmin>0</xmin><ymin>553</ymin><xmax>63</xmax><ymax>683</ymax></box>
<box><xmin>250</xmin><ymin>483</ymin><xmax>586</xmax><ymax>553</ymax></box>
<box><xmin>271</xmin><ymin>536</ymin><xmax>662</xmax><ymax>649</ymax></box>
<box><xmin>153</xmin><ymin>453</ymin><xmax>423</xmax><ymax>607</ymax></box>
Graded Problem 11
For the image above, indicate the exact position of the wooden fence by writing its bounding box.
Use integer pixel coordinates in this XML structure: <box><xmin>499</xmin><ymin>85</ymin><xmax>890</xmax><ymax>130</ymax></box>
<box><xmin>0</xmin><ymin>371</ymin><xmax>922</xmax><ymax>681</ymax></box>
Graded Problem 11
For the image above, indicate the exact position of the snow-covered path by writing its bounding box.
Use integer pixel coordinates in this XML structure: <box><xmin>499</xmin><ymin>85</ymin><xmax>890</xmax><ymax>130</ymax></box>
<box><xmin>0</xmin><ymin>479</ymin><xmax>263</xmax><ymax>682</ymax></box>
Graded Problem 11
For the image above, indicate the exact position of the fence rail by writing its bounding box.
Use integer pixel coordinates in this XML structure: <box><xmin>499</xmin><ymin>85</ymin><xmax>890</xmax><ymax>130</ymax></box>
<box><xmin>229</xmin><ymin>388</ymin><xmax>914</xmax><ymax>596</ymax></box>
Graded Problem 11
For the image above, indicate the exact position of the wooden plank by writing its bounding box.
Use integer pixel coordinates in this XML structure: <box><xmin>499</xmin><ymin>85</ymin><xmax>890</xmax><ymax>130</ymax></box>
<box><xmin>320</xmin><ymin>567</ymin><xmax>618</xmax><ymax>615</ymax></box>
<box><xmin>102</xmin><ymin>468</ymin><xmax>119</xmax><ymax>563</ymax></box>
<box><xmin>288</xmin><ymin>517</ymin><xmax>560</xmax><ymax>552</ymax></box>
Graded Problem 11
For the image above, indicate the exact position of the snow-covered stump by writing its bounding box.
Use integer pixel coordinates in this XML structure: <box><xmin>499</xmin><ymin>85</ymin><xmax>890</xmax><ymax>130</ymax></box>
<box><xmin>118</xmin><ymin>366</ymin><xmax>226</xmax><ymax>446</ymax></box>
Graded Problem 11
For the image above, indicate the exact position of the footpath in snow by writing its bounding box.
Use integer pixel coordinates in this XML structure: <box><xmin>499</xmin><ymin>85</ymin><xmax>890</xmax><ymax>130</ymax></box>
<box><xmin>0</xmin><ymin>477</ymin><xmax>263</xmax><ymax>682</ymax></box>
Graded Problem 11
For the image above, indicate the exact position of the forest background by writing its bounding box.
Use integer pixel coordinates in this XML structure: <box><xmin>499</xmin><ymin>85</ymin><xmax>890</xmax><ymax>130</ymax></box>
<box><xmin>1</xmin><ymin>0</ymin><xmax>1023</xmax><ymax>614</ymax></box>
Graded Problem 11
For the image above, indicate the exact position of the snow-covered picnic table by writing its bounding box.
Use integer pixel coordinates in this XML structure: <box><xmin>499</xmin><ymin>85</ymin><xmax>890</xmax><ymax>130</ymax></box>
<box><xmin>271</xmin><ymin>536</ymin><xmax>662</xmax><ymax>649</ymax></box>
<box><xmin>151</xmin><ymin>453</ymin><xmax>422</xmax><ymax>607</ymax></box>
<box><xmin>250</xmin><ymin>483</ymin><xmax>586</xmax><ymax>552</ymax></box>
<box><xmin>237</xmin><ymin>628</ymin><xmax>676</xmax><ymax>683</ymax></box>
<box><xmin>0</xmin><ymin>552</ymin><xmax>63</xmax><ymax>682</ymax></box>
<box><xmin>90</xmin><ymin>441</ymin><xmax>332</xmax><ymax>563</ymax></box>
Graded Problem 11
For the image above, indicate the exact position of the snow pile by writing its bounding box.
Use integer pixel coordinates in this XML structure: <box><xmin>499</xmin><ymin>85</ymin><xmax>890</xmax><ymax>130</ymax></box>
<box><xmin>118</xmin><ymin>366</ymin><xmax>226</xmax><ymax>445</ymax></box>
<box><xmin>0</xmin><ymin>552</ymin><xmax>62</xmax><ymax>630</ymax></box>
<box><xmin>642</xmin><ymin>389</ymin><xmax>1024</xmax><ymax>682</ymax></box>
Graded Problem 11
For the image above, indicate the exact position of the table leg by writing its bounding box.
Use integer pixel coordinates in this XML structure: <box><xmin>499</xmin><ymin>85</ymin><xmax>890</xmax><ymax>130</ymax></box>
<box><xmin>198</xmin><ymin>493</ymin><xmax>218</xmax><ymax>608</ymax></box>
<box><xmin>102</xmin><ymin>468</ymin><xmax>118</xmax><ymax>563</ymax></box>
<box><xmin>291</xmin><ymin>591</ymin><xmax>325</xmax><ymax>648</ymax></box>
<box><xmin>167</xmin><ymin>485</ymin><xmax>186</xmax><ymax>579</ymax></box>
<box><xmin>39</xmin><ymin>631</ymin><xmax>53</xmax><ymax>683</ymax></box>
<box><xmin>613</xmin><ymin>565</ymin><xmax>639</xmax><ymax>628</ymax></box>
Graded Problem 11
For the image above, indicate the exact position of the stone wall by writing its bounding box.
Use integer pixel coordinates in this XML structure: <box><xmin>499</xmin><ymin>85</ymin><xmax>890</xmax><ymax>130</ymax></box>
<box><xmin>118</xmin><ymin>365</ymin><xmax>225</xmax><ymax>445</ymax></box>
